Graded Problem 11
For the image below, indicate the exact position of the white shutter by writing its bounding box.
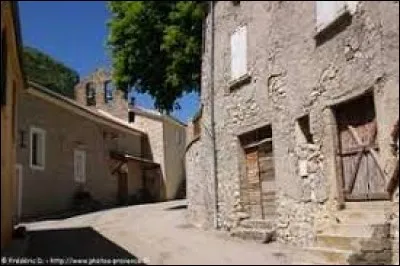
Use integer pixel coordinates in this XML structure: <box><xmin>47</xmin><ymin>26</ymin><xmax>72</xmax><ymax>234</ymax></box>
<box><xmin>231</xmin><ymin>26</ymin><xmax>247</xmax><ymax>80</ymax></box>
<box><xmin>74</xmin><ymin>150</ymin><xmax>86</xmax><ymax>183</ymax></box>
<box><xmin>316</xmin><ymin>1</ymin><xmax>347</xmax><ymax>32</ymax></box>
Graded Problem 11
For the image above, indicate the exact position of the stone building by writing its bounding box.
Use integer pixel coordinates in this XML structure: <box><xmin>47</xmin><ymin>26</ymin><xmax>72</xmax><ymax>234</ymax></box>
<box><xmin>75</xmin><ymin>69</ymin><xmax>187</xmax><ymax>201</ymax></box>
<box><xmin>16</xmin><ymin>81</ymin><xmax>154</xmax><ymax>219</ymax></box>
<box><xmin>1</xmin><ymin>0</ymin><xmax>26</xmax><ymax>249</ymax></box>
<box><xmin>186</xmin><ymin>1</ymin><xmax>399</xmax><ymax>264</ymax></box>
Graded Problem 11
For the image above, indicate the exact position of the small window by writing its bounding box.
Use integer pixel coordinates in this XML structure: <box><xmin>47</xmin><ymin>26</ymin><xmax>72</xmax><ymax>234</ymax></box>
<box><xmin>86</xmin><ymin>82</ymin><xmax>96</xmax><ymax>106</ymax></box>
<box><xmin>295</xmin><ymin>115</ymin><xmax>314</xmax><ymax>144</ymax></box>
<box><xmin>231</xmin><ymin>25</ymin><xmax>247</xmax><ymax>81</ymax></box>
<box><xmin>104</xmin><ymin>81</ymin><xmax>114</xmax><ymax>103</ymax></box>
<box><xmin>30</xmin><ymin>127</ymin><xmax>46</xmax><ymax>170</ymax></box>
<box><xmin>128</xmin><ymin>111</ymin><xmax>135</xmax><ymax>123</ymax></box>
<box><xmin>316</xmin><ymin>1</ymin><xmax>357</xmax><ymax>33</ymax></box>
<box><xmin>74</xmin><ymin>149</ymin><xmax>86</xmax><ymax>183</ymax></box>
<box><xmin>19</xmin><ymin>130</ymin><xmax>27</xmax><ymax>148</ymax></box>
<box><xmin>1</xmin><ymin>28</ymin><xmax>7</xmax><ymax>106</ymax></box>
<box><xmin>232</xmin><ymin>1</ymin><xmax>240</xmax><ymax>6</ymax></box>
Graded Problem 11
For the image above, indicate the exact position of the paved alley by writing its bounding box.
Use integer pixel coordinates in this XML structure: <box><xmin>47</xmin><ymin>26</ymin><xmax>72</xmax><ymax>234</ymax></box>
<box><xmin>19</xmin><ymin>200</ymin><xmax>292</xmax><ymax>265</ymax></box>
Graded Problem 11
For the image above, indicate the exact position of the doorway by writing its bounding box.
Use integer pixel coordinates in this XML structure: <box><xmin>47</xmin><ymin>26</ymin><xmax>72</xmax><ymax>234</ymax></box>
<box><xmin>334</xmin><ymin>93</ymin><xmax>389</xmax><ymax>201</ymax></box>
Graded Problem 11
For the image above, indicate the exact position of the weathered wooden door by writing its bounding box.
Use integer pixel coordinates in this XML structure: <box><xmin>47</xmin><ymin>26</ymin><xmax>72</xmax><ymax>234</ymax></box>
<box><xmin>336</xmin><ymin>95</ymin><xmax>388</xmax><ymax>201</ymax></box>
<box><xmin>258</xmin><ymin>141</ymin><xmax>276</xmax><ymax>218</ymax></box>
<box><xmin>117</xmin><ymin>172</ymin><xmax>128</xmax><ymax>204</ymax></box>
<box><xmin>245</xmin><ymin>147</ymin><xmax>263</xmax><ymax>219</ymax></box>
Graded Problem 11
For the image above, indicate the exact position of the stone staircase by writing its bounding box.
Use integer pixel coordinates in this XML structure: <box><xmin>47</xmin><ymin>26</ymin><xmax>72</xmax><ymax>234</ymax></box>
<box><xmin>294</xmin><ymin>201</ymin><xmax>393</xmax><ymax>265</ymax></box>
<box><xmin>230</xmin><ymin>218</ymin><xmax>276</xmax><ymax>244</ymax></box>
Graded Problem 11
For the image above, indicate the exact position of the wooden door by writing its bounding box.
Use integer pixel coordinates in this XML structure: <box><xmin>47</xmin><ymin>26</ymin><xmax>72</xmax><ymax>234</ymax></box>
<box><xmin>117</xmin><ymin>173</ymin><xmax>128</xmax><ymax>204</ymax></box>
<box><xmin>258</xmin><ymin>141</ymin><xmax>276</xmax><ymax>218</ymax></box>
<box><xmin>245</xmin><ymin>148</ymin><xmax>263</xmax><ymax>219</ymax></box>
<box><xmin>336</xmin><ymin>95</ymin><xmax>388</xmax><ymax>201</ymax></box>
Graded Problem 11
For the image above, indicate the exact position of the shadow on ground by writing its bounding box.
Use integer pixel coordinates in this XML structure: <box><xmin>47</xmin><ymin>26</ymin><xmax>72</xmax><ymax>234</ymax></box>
<box><xmin>165</xmin><ymin>204</ymin><xmax>187</xmax><ymax>211</ymax></box>
<box><xmin>3</xmin><ymin>227</ymin><xmax>145</xmax><ymax>264</ymax></box>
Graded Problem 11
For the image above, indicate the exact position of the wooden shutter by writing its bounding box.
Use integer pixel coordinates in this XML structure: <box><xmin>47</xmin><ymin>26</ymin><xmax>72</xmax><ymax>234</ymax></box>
<box><xmin>74</xmin><ymin>150</ymin><xmax>86</xmax><ymax>183</ymax></box>
<box><xmin>316</xmin><ymin>1</ymin><xmax>346</xmax><ymax>31</ymax></box>
<box><xmin>231</xmin><ymin>26</ymin><xmax>247</xmax><ymax>80</ymax></box>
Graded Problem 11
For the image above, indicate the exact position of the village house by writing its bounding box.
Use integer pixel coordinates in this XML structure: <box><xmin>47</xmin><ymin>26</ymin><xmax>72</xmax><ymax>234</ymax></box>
<box><xmin>186</xmin><ymin>1</ymin><xmax>399</xmax><ymax>264</ymax></box>
<box><xmin>1</xmin><ymin>1</ymin><xmax>26</xmax><ymax>249</ymax></box>
<box><xmin>16</xmin><ymin>81</ymin><xmax>156</xmax><ymax>220</ymax></box>
<box><xmin>74</xmin><ymin>69</ymin><xmax>187</xmax><ymax>201</ymax></box>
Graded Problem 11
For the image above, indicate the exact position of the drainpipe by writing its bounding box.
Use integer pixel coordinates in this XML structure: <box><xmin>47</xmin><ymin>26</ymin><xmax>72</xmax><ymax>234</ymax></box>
<box><xmin>209</xmin><ymin>1</ymin><xmax>219</xmax><ymax>229</ymax></box>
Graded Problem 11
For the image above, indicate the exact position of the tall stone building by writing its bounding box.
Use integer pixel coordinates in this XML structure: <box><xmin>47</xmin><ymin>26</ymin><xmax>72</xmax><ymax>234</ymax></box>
<box><xmin>186</xmin><ymin>1</ymin><xmax>399</xmax><ymax>264</ymax></box>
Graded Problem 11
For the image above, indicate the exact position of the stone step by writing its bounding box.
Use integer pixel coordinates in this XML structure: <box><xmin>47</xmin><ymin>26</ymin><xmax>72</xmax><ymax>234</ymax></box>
<box><xmin>317</xmin><ymin>223</ymin><xmax>390</xmax><ymax>238</ymax></box>
<box><xmin>230</xmin><ymin>227</ymin><xmax>276</xmax><ymax>243</ymax></box>
<box><xmin>239</xmin><ymin>219</ymin><xmax>274</xmax><ymax>230</ymax></box>
<box><xmin>298</xmin><ymin>247</ymin><xmax>353</xmax><ymax>265</ymax></box>
<box><xmin>344</xmin><ymin>201</ymin><xmax>393</xmax><ymax>210</ymax></box>
<box><xmin>334</xmin><ymin>210</ymin><xmax>387</xmax><ymax>224</ymax></box>
<box><xmin>315</xmin><ymin>234</ymin><xmax>391</xmax><ymax>251</ymax></box>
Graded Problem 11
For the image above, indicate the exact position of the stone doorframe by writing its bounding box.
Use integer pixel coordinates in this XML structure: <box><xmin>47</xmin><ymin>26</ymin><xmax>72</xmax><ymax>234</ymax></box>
<box><xmin>323</xmin><ymin>89</ymin><xmax>393</xmax><ymax>210</ymax></box>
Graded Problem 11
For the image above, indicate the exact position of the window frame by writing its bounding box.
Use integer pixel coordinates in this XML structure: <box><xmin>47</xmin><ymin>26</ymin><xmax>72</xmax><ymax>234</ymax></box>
<box><xmin>315</xmin><ymin>1</ymin><xmax>358</xmax><ymax>34</ymax></box>
<box><xmin>230</xmin><ymin>25</ymin><xmax>248</xmax><ymax>82</ymax></box>
<box><xmin>29</xmin><ymin>126</ymin><xmax>46</xmax><ymax>171</ymax></box>
<box><xmin>74</xmin><ymin>149</ymin><xmax>86</xmax><ymax>183</ymax></box>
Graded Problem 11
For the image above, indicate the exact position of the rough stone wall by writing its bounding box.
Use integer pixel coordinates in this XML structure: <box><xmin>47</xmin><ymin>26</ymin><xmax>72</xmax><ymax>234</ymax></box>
<box><xmin>16</xmin><ymin>91</ymin><xmax>142</xmax><ymax>218</ymax></box>
<box><xmin>74</xmin><ymin>68</ymin><xmax>129</xmax><ymax>121</ymax></box>
<box><xmin>187</xmin><ymin>1</ymin><xmax>399</xmax><ymax>246</ymax></box>
<box><xmin>186</xmin><ymin>4</ymin><xmax>218</xmax><ymax>228</ymax></box>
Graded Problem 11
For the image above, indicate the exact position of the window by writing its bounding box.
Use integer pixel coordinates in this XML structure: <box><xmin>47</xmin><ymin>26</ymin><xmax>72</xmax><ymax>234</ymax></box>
<box><xmin>86</xmin><ymin>82</ymin><xmax>96</xmax><ymax>106</ymax></box>
<box><xmin>30</xmin><ymin>127</ymin><xmax>46</xmax><ymax>170</ymax></box>
<box><xmin>1</xmin><ymin>29</ymin><xmax>7</xmax><ymax>106</ymax></box>
<box><xmin>104</xmin><ymin>81</ymin><xmax>114</xmax><ymax>103</ymax></box>
<box><xmin>231</xmin><ymin>25</ymin><xmax>247</xmax><ymax>81</ymax></box>
<box><xmin>295</xmin><ymin>115</ymin><xmax>314</xmax><ymax>144</ymax></box>
<box><xmin>316</xmin><ymin>1</ymin><xmax>358</xmax><ymax>33</ymax></box>
<box><xmin>232</xmin><ymin>1</ymin><xmax>240</xmax><ymax>6</ymax></box>
<box><xmin>128</xmin><ymin>111</ymin><xmax>135</xmax><ymax>123</ymax></box>
<box><xmin>19</xmin><ymin>130</ymin><xmax>26</xmax><ymax>148</ymax></box>
<box><xmin>74</xmin><ymin>149</ymin><xmax>86</xmax><ymax>183</ymax></box>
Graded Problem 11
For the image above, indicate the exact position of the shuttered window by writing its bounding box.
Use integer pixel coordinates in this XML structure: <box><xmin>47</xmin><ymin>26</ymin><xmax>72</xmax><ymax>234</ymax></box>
<box><xmin>316</xmin><ymin>1</ymin><xmax>358</xmax><ymax>32</ymax></box>
<box><xmin>231</xmin><ymin>26</ymin><xmax>247</xmax><ymax>80</ymax></box>
<box><xmin>30</xmin><ymin>127</ymin><xmax>46</xmax><ymax>170</ymax></box>
<box><xmin>74</xmin><ymin>149</ymin><xmax>86</xmax><ymax>183</ymax></box>
<box><xmin>1</xmin><ymin>29</ymin><xmax>7</xmax><ymax>106</ymax></box>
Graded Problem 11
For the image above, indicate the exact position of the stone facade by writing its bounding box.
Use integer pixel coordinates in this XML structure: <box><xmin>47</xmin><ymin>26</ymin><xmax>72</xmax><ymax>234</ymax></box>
<box><xmin>75</xmin><ymin>69</ymin><xmax>187</xmax><ymax>201</ymax></box>
<box><xmin>186</xmin><ymin>1</ymin><xmax>399</xmax><ymax>258</ymax></box>
<box><xmin>129</xmin><ymin>108</ymin><xmax>187</xmax><ymax>201</ymax></box>
<box><xmin>74</xmin><ymin>68</ymin><xmax>129</xmax><ymax>121</ymax></box>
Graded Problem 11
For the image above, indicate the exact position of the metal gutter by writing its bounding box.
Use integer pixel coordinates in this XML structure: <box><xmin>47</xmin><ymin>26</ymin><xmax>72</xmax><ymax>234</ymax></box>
<box><xmin>210</xmin><ymin>1</ymin><xmax>219</xmax><ymax>229</ymax></box>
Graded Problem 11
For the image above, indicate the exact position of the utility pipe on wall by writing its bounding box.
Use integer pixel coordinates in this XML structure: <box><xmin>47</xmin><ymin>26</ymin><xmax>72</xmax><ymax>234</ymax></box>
<box><xmin>209</xmin><ymin>1</ymin><xmax>219</xmax><ymax>229</ymax></box>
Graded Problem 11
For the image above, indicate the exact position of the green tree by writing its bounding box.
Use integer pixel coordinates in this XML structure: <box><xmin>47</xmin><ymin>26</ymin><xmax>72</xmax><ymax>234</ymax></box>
<box><xmin>23</xmin><ymin>46</ymin><xmax>80</xmax><ymax>99</ymax></box>
<box><xmin>107</xmin><ymin>1</ymin><xmax>205</xmax><ymax>113</ymax></box>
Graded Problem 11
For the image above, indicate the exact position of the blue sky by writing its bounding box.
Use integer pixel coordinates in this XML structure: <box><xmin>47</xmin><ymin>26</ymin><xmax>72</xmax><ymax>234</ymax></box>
<box><xmin>18</xmin><ymin>1</ymin><xmax>200</xmax><ymax>123</ymax></box>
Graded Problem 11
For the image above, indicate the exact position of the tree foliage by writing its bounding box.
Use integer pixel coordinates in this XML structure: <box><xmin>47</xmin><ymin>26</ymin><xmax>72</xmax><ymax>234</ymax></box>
<box><xmin>107</xmin><ymin>1</ymin><xmax>205</xmax><ymax>113</ymax></box>
<box><xmin>23</xmin><ymin>46</ymin><xmax>80</xmax><ymax>99</ymax></box>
